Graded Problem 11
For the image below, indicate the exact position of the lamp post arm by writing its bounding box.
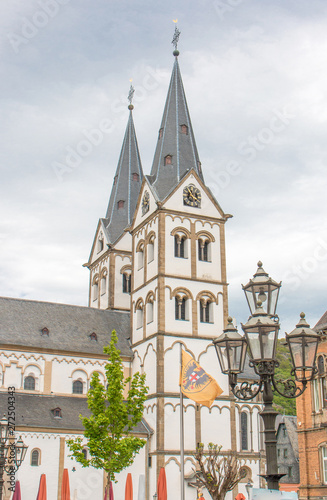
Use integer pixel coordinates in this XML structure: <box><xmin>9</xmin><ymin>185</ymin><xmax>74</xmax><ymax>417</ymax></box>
<box><xmin>229</xmin><ymin>373</ymin><xmax>263</xmax><ymax>401</ymax></box>
<box><xmin>271</xmin><ymin>375</ymin><xmax>307</xmax><ymax>399</ymax></box>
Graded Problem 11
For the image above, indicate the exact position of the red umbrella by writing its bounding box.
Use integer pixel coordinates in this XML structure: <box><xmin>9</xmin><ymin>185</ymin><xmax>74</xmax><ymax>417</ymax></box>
<box><xmin>104</xmin><ymin>481</ymin><xmax>114</xmax><ymax>500</ymax></box>
<box><xmin>36</xmin><ymin>474</ymin><xmax>47</xmax><ymax>500</ymax></box>
<box><xmin>12</xmin><ymin>481</ymin><xmax>21</xmax><ymax>500</ymax></box>
<box><xmin>61</xmin><ymin>468</ymin><xmax>70</xmax><ymax>500</ymax></box>
<box><xmin>125</xmin><ymin>473</ymin><xmax>133</xmax><ymax>500</ymax></box>
<box><xmin>157</xmin><ymin>468</ymin><xmax>167</xmax><ymax>500</ymax></box>
<box><xmin>235</xmin><ymin>494</ymin><xmax>246</xmax><ymax>500</ymax></box>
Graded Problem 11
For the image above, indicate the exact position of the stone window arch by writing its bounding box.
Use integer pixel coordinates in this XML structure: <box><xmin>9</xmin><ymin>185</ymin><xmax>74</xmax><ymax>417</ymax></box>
<box><xmin>146</xmin><ymin>232</ymin><xmax>156</xmax><ymax>264</ymax></box>
<box><xmin>100</xmin><ymin>268</ymin><xmax>107</xmax><ymax>295</ymax></box>
<box><xmin>146</xmin><ymin>292</ymin><xmax>155</xmax><ymax>324</ymax></box>
<box><xmin>92</xmin><ymin>274</ymin><xmax>99</xmax><ymax>302</ymax></box>
<box><xmin>97</xmin><ymin>232</ymin><xmax>104</xmax><ymax>252</ymax></box>
<box><xmin>240</xmin><ymin>411</ymin><xmax>249</xmax><ymax>451</ymax></box>
<box><xmin>171</xmin><ymin>228</ymin><xmax>191</xmax><ymax>259</ymax></box>
<box><xmin>121</xmin><ymin>265</ymin><xmax>132</xmax><ymax>293</ymax></box>
<box><xmin>136</xmin><ymin>240</ymin><xmax>145</xmax><ymax>270</ymax></box>
<box><xmin>197</xmin><ymin>291</ymin><xmax>217</xmax><ymax>324</ymax></box>
<box><xmin>197</xmin><ymin>231</ymin><xmax>215</xmax><ymax>262</ymax></box>
<box><xmin>171</xmin><ymin>288</ymin><xmax>193</xmax><ymax>321</ymax></box>
<box><xmin>73</xmin><ymin>379</ymin><xmax>84</xmax><ymax>394</ymax></box>
<box><xmin>135</xmin><ymin>298</ymin><xmax>144</xmax><ymax>329</ymax></box>
<box><xmin>31</xmin><ymin>448</ymin><xmax>41</xmax><ymax>466</ymax></box>
<box><xmin>23</xmin><ymin>364</ymin><xmax>41</xmax><ymax>391</ymax></box>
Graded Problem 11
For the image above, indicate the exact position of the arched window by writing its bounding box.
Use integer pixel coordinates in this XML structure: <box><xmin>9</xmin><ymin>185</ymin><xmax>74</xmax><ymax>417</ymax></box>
<box><xmin>73</xmin><ymin>380</ymin><xmax>83</xmax><ymax>394</ymax></box>
<box><xmin>174</xmin><ymin>235</ymin><xmax>186</xmax><ymax>258</ymax></box>
<box><xmin>137</xmin><ymin>243</ymin><xmax>144</xmax><ymax>270</ymax></box>
<box><xmin>147</xmin><ymin>236</ymin><xmax>155</xmax><ymax>263</ymax></box>
<box><xmin>117</xmin><ymin>200</ymin><xmax>125</xmax><ymax>209</ymax></box>
<box><xmin>321</xmin><ymin>445</ymin><xmax>327</xmax><ymax>484</ymax></box>
<box><xmin>146</xmin><ymin>300</ymin><xmax>154</xmax><ymax>324</ymax></box>
<box><xmin>31</xmin><ymin>449</ymin><xmax>40</xmax><ymax>466</ymax></box>
<box><xmin>101</xmin><ymin>275</ymin><xmax>107</xmax><ymax>295</ymax></box>
<box><xmin>198</xmin><ymin>239</ymin><xmax>209</xmax><ymax>262</ymax></box>
<box><xmin>132</xmin><ymin>173</ymin><xmax>139</xmax><ymax>181</ymax></box>
<box><xmin>180</xmin><ymin>124</ymin><xmax>188</xmax><ymax>135</ymax></box>
<box><xmin>24</xmin><ymin>375</ymin><xmax>35</xmax><ymax>391</ymax></box>
<box><xmin>241</xmin><ymin>412</ymin><xmax>248</xmax><ymax>451</ymax></box>
<box><xmin>175</xmin><ymin>296</ymin><xmax>187</xmax><ymax>321</ymax></box>
<box><xmin>92</xmin><ymin>275</ymin><xmax>99</xmax><ymax>302</ymax></box>
<box><xmin>164</xmin><ymin>155</ymin><xmax>172</xmax><ymax>165</ymax></box>
<box><xmin>123</xmin><ymin>273</ymin><xmax>131</xmax><ymax>293</ymax></box>
<box><xmin>97</xmin><ymin>234</ymin><xmax>104</xmax><ymax>252</ymax></box>
<box><xmin>82</xmin><ymin>448</ymin><xmax>88</xmax><ymax>459</ymax></box>
<box><xmin>200</xmin><ymin>300</ymin><xmax>212</xmax><ymax>323</ymax></box>
<box><xmin>135</xmin><ymin>301</ymin><xmax>144</xmax><ymax>329</ymax></box>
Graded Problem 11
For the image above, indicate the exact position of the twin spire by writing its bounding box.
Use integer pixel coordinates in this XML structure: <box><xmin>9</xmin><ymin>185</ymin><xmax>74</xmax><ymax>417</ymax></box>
<box><xmin>104</xmin><ymin>29</ymin><xmax>203</xmax><ymax>244</ymax></box>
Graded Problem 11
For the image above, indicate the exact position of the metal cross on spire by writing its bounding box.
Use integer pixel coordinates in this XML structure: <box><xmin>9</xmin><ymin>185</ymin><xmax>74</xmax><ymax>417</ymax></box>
<box><xmin>171</xmin><ymin>22</ymin><xmax>181</xmax><ymax>51</ymax></box>
<box><xmin>128</xmin><ymin>83</ymin><xmax>135</xmax><ymax>106</ymax></box>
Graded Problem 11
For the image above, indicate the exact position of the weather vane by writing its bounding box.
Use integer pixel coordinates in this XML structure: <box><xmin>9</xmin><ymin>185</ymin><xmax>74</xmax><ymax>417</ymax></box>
<box><xmin>128</xmin><ymin>81</ymin><xmax>135</xmax><ymax>108</ymax></box>
<box><xmin>171</xmin><ymin>21</ymin><xmax>181</xmax><ymax>51</ymax></box>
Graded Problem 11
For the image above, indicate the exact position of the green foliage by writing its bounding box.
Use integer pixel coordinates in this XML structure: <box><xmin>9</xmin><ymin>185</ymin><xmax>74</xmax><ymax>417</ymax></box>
<box><xmin>273</xmin><ymin>338</ymin><xmax>296</xmax><ymax>415</ymax></box>
<box><xmin>67</xmin><ymin>330</ymin><xmax>148</xmax><ymax>486</ymax></box>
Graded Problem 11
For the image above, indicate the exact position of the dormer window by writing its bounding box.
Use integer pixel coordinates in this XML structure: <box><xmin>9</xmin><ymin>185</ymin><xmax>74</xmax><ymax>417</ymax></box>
<box><xmin>117</xmin><ymin>200</ymin><xmax>125</xmax><ymax>209</ymax></box>
<box><xmin>41</xmin><ymin>327</ymin><xmax>49</xmax><ymax>336</ymax></box>
<box><xmin>132</xmin><ymin>173</ymin><xmax>139</xmax><ymax>181</ymax></box>
<box><xmin>164</xmin><ymin>155</ymin><xmax>172</xmax><ymax>165</ymax></box>
<box><xmin>180</xmin><ymin>124</ymin><xmax>188</xmax><ymax>135</ymax></box>
<box><xmin>114</xmin><ymin>175</ymin><xmax>118</xmax><ymax>185</ymax></box>
<box><xmin>53</xmin><ymin>407</ymin><xmax>62</xmax><ymax>418</ymax></box>
<box><xmin>89</xmin><ymin>332</ymin><xmax>97</xmax><ymax>342</ymax></box>
<box><xmin>98</xmin><ymin>233</ymin><xmax>104</xmax><ymax>252</ymax></box>
<box><xmin>158</xmin><ymin>128</ymin><xmax>163</xmax><ymax>139</ymax></box>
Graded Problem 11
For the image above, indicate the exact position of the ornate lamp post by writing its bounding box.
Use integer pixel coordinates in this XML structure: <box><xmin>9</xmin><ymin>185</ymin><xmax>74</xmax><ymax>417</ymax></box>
<box><xmin>213</xmin><ymin>263</ymin><xmax>320</xmax><ymax>491</ymax></box>
<box><xmin>0</xmin><ymin>415</ymin><xmax>28</xmax><ymax>500</ymax></box>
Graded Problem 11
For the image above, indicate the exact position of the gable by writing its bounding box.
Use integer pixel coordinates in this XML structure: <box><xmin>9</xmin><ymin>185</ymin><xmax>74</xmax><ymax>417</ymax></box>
<box><xmin>132</xmin><ymin>178</ymin><xmax>158</xmax><ymax>230</ymax></box>
<box><xmin>88</xmin><ymin>219</ymin><xmax>109</xmax><ymax>266</ymax></box>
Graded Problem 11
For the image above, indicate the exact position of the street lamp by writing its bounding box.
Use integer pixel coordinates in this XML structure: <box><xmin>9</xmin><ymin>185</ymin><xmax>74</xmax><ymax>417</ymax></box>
<box><xmin>213</xmin><ymin>263</ymin><xmax>319</xmax><ymax>491</ymax></box>
<box><xmin>0</xmin><ymin>415</ymin><xmax>28</xmax><ymax>500</ymax></box>
<box><xmin>245</xmin><ymin>480</ymin><xmax>253</xmax><ymax>500</ymax></box>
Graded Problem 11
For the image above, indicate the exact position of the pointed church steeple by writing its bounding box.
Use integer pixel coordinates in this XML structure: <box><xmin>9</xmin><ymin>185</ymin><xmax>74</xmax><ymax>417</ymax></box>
<box><xmin>104</xmin><ymin>88</ymin><xmax>143</xmax><ymax>243</ymax></box>
<box><xmin>149</xmin><ymin>31</ymin><xmax>203</xmax><ymax>201</ymax></box>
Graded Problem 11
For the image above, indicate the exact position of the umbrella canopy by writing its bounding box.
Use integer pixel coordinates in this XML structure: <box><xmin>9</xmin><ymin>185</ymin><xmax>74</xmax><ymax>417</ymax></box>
<box><xmin>125</xmin><ymin>473</ymin><xmax>133</xmax><ymax>500</ymax></box>
<box><xmin>157</xmin><ymin>468</ymin><xmax>167</xmax><ymax>500</ymax></box>
<box><xmin>235</xmin><ymin>494</ymin><xmax>246</xmax><ymax>500</ymax></box>
<box><xmin>61</xmin><ymin>469</ymin><xmax>70</xmax><ymax>500</ymax></box>
<box><xmin>138</xmin><ymin>474</ymin><xmax>145</xmax><ymax>500</ymax></box>
<box><xmin>104</xmin><ymin>481</ymin><xmax>114</xmax><ymax>500</ymax></box>
<box><xmin>36</xmin><ymin>474</ymin><xmax>47</xmax><ymax>500</ymax></box>
<box><xmin>12</xmin><ymin>481</ymin><xmax>21</xmax><ymax>500</ymax></box>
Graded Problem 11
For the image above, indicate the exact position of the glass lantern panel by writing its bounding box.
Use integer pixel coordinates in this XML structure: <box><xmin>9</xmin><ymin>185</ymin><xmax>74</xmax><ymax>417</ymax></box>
<box><xmin>0</xmin><ymin>418</ymin><xmax>8</xmax><ymax>444</ymax></box>
<box><xmin>269</xmin><ymin>287</ymin><xmax>280</xmax><ymax>316</ymax></box>
<box><xmin>303</xmin><ymin>337</ymin><xmax>318</xmax><ymax>370</ymax></box>
<box><xmin>246</xmin><ymin>332</ymin><xmax>261</xmax><ymax>360</ymax></box>
<box><xmin>260</xmin><ymin>327</ymin><xmax>277</xmax><ymax>360</ymax></box>
<box><xmin>245</xmin><ymin>289</ymin><xmax>256</xmax><ymax>315</ymax></box>
<box><xmin>289</xmin><ymin>339</ymin><xmax>302</xmax><ymax>369</ymax></box>
<box><xmin>215</xmin><ymin>344</ymin><xmax>228</xmax><ymax>374</ymax></box>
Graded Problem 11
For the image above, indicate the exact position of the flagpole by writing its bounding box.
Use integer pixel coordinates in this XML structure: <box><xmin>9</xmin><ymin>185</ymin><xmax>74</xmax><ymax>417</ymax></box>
<box><xmin>180</xmin><ymin>343</ymin><xmax>185</xmax><ymax>500</ymax></box>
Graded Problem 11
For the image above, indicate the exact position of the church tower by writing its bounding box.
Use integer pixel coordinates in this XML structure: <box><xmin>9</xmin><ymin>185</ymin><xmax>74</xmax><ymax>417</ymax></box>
<box><xmin>86</xmin><ymin>30</ymin><xmax>263</xmax><ymax>499</ymax></box>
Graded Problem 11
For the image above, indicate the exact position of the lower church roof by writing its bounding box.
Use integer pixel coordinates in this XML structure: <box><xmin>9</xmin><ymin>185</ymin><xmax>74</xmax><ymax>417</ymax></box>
<box><xmin>0</xmin><ymin>296</ymin><xmax>131</xmax><ymax>357</ymax></box>
<box><xmin>0</xmin><ymin>392</ymin><xmax>150</xmax><ymax>434</ymax></box>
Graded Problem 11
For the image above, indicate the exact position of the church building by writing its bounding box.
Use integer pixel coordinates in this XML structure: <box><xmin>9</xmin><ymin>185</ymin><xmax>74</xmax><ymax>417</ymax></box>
<box><xmin>0</xmin><ymin>34</ymin><xmax>264</xmax><ymax>500</ymax></box>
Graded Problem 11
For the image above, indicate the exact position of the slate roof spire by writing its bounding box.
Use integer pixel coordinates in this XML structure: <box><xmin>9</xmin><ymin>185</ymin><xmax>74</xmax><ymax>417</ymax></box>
<box><xmin>104</xmin><ymin>86</ymin><xmax>143</xmax><ymax>243</ymax></box>
<box><xmin>149</xmin><ymin>29</ymin><xmax>204</xmax><ymax>200</ymax></box>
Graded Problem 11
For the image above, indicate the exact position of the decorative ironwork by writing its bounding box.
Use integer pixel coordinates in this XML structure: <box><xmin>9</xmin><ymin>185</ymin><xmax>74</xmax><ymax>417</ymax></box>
<box><xmin>229</xmin><ymin>373</ymin><xmax>262</xmax><ymax>400</ymax></box>
<box><xmin>251</xmin><ymin>360</ymin><xmax>278</xmax><ymax>376</ymax></box>
<box><xmin>271</xmin><ymin>375</ymin><xmax>307</xmax><ymax>399</ymax></box>
<box><xmin>128</xmin><ymin>84</ymin><xmax>135</xmax><ymax>106</ymax></box>
<box><xmin>172</xmin><ymin>25</ymin><xmax>181</xmax><ymax>50</ymax></box>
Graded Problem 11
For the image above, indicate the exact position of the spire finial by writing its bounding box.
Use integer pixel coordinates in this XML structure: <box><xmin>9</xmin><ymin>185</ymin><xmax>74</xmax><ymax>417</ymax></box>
<box><xmin>172</xmin><ymin>20</ymin><xmax>181</xmax><ymax>56</ymax></box>
<box><xmin>128</xmin><ymin>80</ymin><xmax>135</xmax><ymax>110</ymax></box>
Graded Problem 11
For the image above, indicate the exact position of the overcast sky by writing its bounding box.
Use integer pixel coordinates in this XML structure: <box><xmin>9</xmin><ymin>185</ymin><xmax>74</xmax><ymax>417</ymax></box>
<box><xmin>1</xmin><ymin>0</ymin><xmax>327</xmax><ymax>335</ymax></box>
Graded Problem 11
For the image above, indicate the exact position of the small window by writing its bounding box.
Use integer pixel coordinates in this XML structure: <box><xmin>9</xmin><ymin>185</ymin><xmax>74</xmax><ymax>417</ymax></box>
<box><xmin>277</xmin><ymin>448</ymin><xmax>280</xmax><ymax>457</ymax></box>
<box><xmin>73</xmin><ymin>380</ymin><xmax>83</xmax><ymax>394</ymax></box>
<box><xmin>200</xmin><ymin>301</ymin><xmax>211</xmax><ymax>323</ymax></box>
<box><xmin>318</xmin><ymin>355</ymin><xmax>325</xmax><ymax>375</ymax></box>
<box><xmin>114</xmin><ymin>175</ymin><xmax>118</xmax><ymax>185</ymax></box>
<box><xmin>164</xmin><ymin>155</ymin><xmax>172</xmax><ymax>165</ymax></box>
<box><xmin>322</xmin><ymin>446</ymin><xmax>327</xmax><ymax>484</ymax></box>
<box><xmin>137</xmin><ymin>246</ymin><xmax>144</xmax><ymax>270</ymax></box>
<box><xmin>146</xmin><ymin>301</ymin><xmax>154</xmax><ymax>324</ymax></box>
<box><xmin>288</xmin><ymin>466</ymin><xmax>292</xmax><ymax>477</ymax></box>
<box><xmin>24</xmin><ymin>376</ymin><xmax>35</xmax><ymax>391</ymax></box>
<box><xmin>158</xmin><ymin>128</ymin><xmax>163</xmax><ymax>139</ymax></box>
<box><xmin>41</xmin><ymin>327</ymin><xmax>49</xmax><ymax>336</ymax></box>
<box><xmin>82</xmin><ymin>448</ymin><xmax>88</xmax><ymax>459</ymax></box>
<box><xmin>175</xmin><ymin>297</ymin><xmax>186</xmax><ymax>321</ymax></box>
<box><xmin>89</xmin><ymin>332</ymin><xmax>97</xmax><ymax>342</ymax></box>
<box><xmin>136</xmin><ymin>305</ymin><xmax>143</xmax><ymax>329</ymax></box>
<box><xmin>132</xmin><ymin>173</ymin><xmax>139</xmax><ymax>181</ymax></box>
<box><xmin>283</xmin><ymin>448</ymin><xmax>288</xmax><ymax>458</ymax></box>
<box><xmin>180</xmin><ymin>124</ymin><xmax>188</xmax><ymax>135</ymax></box>
<box><xmin>241</xmin><ymin>412</ymin><xmax>248</xmax><ymax>451</ymax></box>
<box><xmin>117</xmin><ymin>200</ymin><xmax>125</xmax><ymax>209</ymax></box>
<box><xmin>31</xmin><ymin>449</ymin><xmax>40</xmax><ymax>466</ymax></box>
<box><xmin>93</xmin><ymin>281</ymin><xmax>98</xmax><ymax>302</ymax></box>
<box><xmin>101</xmin><ymin>275</ymin><xmax>106</xmax><ymax>294</ymax></box>
<box><xmin>98</xmin><ymin>237</ymin><xmax>104</xmax><ymax>252</ymax></box>
<box><xmin>53</xmin><ymin>408</ymin><xmax>62</xmax><ymax>418</ymax></box>
<box><xmin>198</xmin><ymin>240</ymin><xmax>209</xmax><ymax>262</ymax></box>
<box><xmin>174</xmin><ymin>235</ymin><xmax>185</xmax><ymax>258</ymax></box>
<box><xmin>148</xmin><ymin>239</ymin><xmax>155</xmax><ymax>263</ymax></box>
<box><xmin>283</xmin><ymin>425</ymin><xmax>286</xmax><ymax>437</ymax></box>
<box><xmin>123</xmin><ymin>273</ymin><xmax>131</xmax><ymax>293</ymax></box>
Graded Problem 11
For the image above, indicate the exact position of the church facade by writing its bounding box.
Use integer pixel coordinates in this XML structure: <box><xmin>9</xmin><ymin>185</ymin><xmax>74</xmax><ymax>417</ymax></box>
<box><xmin>0</xmin><ymin>42</ymin><xmax>264</xmax><ymax>500</ymax></box>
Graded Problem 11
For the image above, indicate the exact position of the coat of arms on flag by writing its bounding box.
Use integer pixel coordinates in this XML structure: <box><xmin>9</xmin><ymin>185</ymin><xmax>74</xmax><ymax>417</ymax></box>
<box><xmin>180</xmin><ymin>350</ymin><xmax>223</xmax><ymax>407</ymax></box>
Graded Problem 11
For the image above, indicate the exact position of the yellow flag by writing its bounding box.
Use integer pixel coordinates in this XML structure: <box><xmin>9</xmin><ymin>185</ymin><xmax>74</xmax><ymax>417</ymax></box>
<box><xmin>180</xmin><ymin>350</ymin><xmax>223</xmax><ymax>408</ymax></box>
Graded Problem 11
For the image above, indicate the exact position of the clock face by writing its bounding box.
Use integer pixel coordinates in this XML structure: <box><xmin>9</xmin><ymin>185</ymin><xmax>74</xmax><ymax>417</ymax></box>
<box><xmin>142</xmin><ymin>191</ymin><xmax>150</xmax><ymax>215</ymax></box>
<box><xmin>183</xmin><ymin>184</ymin><xmax>201</xmax><ymax>207</ymax></box>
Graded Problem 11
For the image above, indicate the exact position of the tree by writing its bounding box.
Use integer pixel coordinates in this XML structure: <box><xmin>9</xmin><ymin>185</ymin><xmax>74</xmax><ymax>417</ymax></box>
<box><xmin>67</xmin><ymin>330</ymin><xmax>148</xmax><ymax>493</ymax></box>
<box><xmin>193</xmin><ymin>443</ymin><xmax>247</xmax><ymax>500</ymax></box>
<box><xmin>273</xmin><ymin>338</ymin><xmax>296</xmax><ymax>415</ymax></box>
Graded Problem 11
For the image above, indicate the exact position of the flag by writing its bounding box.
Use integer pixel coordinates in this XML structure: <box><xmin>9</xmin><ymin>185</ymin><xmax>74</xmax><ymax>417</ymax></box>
<box><xmin>180</xmin><ymin>350</ymin><xmax>223</xmax><ymax>407</ymax></box>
